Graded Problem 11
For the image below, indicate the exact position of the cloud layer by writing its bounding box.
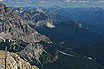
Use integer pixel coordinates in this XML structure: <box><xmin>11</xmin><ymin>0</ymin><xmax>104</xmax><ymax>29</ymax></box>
<box><xmin>0</xmin><ymin>0</ymin><xmax>3</xmax><ymax>1</ymax></box>
<box><xmin>1</xmin><ymin>0</ymin><xmax>104</xmax><ymax>7</ymax></box>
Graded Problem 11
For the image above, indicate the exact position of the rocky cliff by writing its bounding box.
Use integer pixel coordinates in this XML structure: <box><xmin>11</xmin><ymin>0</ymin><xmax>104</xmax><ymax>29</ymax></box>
<box><xmin>0</xmin><ymin>51</ymin><xmax>39</xmax><ymax>69</ymax></box>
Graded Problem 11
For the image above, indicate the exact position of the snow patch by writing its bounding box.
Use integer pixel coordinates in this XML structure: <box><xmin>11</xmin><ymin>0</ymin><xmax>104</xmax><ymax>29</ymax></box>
<box><xmin>47</xmin><ymin>22</ymin><xmax>55</xmax><ymax>28</ymax></box>
<box><xmin>87</xmin><ymin>57</ymin><xmax>92</xmax><ymax>60</ymax></box>
<box><xmin>65</xmin><ymin>0</ymin><xmax>70</xmax><ymax>3</ymax></box>
<box><xmin>35</xmin><ymin>8</ymin><xmax>44</xmax><ymax>13</ymax></box>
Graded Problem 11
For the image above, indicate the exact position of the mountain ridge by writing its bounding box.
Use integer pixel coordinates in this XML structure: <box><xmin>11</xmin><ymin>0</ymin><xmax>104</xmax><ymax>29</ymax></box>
<box><xmin>0</xmin><ymin>3</ymin><xmax>54</xmax><ymax>67</ymax></box>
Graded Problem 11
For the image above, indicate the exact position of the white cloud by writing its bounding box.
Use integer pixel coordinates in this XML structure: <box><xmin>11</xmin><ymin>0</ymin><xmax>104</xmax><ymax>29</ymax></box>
<box><xmin>79</xmin><ymin>1</ymin><xmax>88</xmax><ymax>3</ymax></box>
<box><xmin>28</xmin><ymin>5</ymin><xmax>32</xmax><ymax>7</ymax></box>
<box><xmin>0</xmin><ymin>0</ymin><xmax>3</xmax><ymax>1</ymax></box>
<box><xmin>64</xmin><ymin>0</ymin><xmax>70</xmax><ymax>3</ymax></box>
<box><xmin>99</xmin><ymin>1</ymin><xmax>104</xmax><ymax>2</ymax></box>
<box><xmin>71</xmin><ymin>1</ymin><xmax>77</xmax><ymax>3</ymax></box>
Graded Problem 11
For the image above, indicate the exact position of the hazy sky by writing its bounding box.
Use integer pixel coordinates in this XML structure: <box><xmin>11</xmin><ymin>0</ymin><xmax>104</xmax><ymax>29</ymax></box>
<box><xmin>0</xmin><ymin>0</ymin><xmax>104</xmax><ymax>8</ymax></box>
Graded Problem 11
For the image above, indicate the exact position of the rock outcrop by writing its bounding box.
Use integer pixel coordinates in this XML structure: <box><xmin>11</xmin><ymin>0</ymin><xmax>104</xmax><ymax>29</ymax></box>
<box><xmin>0</xmin><ymin>51</ymin><xmax>39</xmax><ymax>69</ymax></box>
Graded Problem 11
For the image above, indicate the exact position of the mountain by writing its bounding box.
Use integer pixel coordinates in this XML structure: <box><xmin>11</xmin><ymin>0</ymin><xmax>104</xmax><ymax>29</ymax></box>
<box><xmin>19</xmin><ymin>7</ymin><xmax>104</xmax><ymax>68</ymax></box>
<box><xmin>20</xmin><ymin>8</ymin><xmax>55</xmax><ymax>28</ymax></box>
<box><xmin>0</xmin><ymin>4</ymin><xmax>104</xmax><ymax>69</ymax></box>
<box><xmin>51</xmin><ymin>7</ymin><xmax>104</xmax><ymax>25</ymax></box>
<box><xmin>0</xmin><ymin>3</ymin><xmax>55</xmax><ymax>66</ymax></box>
<box><xmin>43</xmin><ymin>7</ymin><xmax>104</xmax><ymax>35</ymax></box>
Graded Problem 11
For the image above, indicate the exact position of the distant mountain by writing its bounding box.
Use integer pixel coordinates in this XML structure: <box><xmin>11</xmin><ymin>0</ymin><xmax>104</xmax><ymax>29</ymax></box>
<box><xmin>14</xmin><ymin>7</ymin><xmax>104</xmax><ymax>36</ymax></box>
<box><xmin>52</xmin><ymin>7</ymin><xmax>104</xmax><ymax>25</ymax></box>
<box><xmin>44</xmin><ymin>7</ymin><xmax>104</xmax><ymax>35</ymax></box>
<box><xmin>20</xmin><ymin>8</ymin><xmax>55</xmax><ymax>28</ymax></box>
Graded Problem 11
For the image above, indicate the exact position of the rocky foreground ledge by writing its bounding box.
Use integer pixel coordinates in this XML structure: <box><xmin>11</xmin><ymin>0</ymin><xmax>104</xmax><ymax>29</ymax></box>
<box><xmin>0</xmin><ymin>51</ymin><xmax>39</xmax><ymax>69</ymax></box>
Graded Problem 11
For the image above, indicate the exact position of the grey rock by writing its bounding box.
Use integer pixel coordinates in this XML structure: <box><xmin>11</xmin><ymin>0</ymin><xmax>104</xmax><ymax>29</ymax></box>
<box><xmin>0</xmin><ymin>4</ymin><xmax>52</xmax><ymax>66</ymax></box>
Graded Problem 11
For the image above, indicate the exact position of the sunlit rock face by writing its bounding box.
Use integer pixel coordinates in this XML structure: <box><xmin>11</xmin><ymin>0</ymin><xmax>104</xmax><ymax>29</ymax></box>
<box><xmin>0</xmin><ymin>51</ymin><xmax>39</xmax><ymax>69</ymax></box>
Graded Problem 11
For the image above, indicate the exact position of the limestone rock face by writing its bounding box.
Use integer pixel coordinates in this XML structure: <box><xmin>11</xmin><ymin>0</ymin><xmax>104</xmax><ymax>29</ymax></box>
<box><xmin>0</xmin><ymin>51</ymin><xmax>39</xmax><ymax>69</ymax></box>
